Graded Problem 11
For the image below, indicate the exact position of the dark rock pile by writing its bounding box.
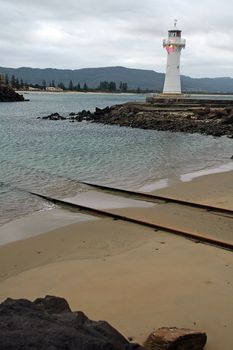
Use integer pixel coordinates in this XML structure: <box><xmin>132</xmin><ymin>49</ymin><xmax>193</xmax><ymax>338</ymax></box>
<box><xmin>69</xmin><ymin>109</ymin><xmax>93</xmax><ymax>122</ymax></box>
<box><xmin>0</xmin><ymin>296</ymin><xmax>144</xmax><ymax>350</ymax></box>
<box><xmin>40</xmin><ymin>112</ymin><xmax>67</xmax><ymax>120</ymax></box>
<box><xmin>39</xmin><ymin>102</ymin><xmax>233</xmax><ymax>137</ymax></box>
<box><xmin>0</xmin><ymin>85</ymin><xmax>25</xmax><ymax>102</ymax></box>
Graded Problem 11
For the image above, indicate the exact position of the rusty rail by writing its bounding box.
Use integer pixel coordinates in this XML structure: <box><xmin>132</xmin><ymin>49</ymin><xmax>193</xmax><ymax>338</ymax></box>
<box><xmin>26</xmin><ymin>190</ymin><xmax>233</xmax><ymax>252</ymax></box>
<box><xmin>79</xmin><ymin>181</ymin><xmax>233</xmax><ymax>216</ymax></box>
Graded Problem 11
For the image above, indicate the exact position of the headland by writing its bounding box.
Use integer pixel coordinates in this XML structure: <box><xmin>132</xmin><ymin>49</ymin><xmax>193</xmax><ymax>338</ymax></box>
<box><xmin>0</xmin><ymin>85</ymin><xmax>26</xmax><ymax>102</ymax></box>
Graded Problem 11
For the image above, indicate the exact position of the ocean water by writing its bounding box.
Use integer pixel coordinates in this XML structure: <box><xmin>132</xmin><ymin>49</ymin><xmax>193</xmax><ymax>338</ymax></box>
<box><xmin>0</xmin><ymin>92</ymin><xmax>232</xmax><ymax>226</ymax></box>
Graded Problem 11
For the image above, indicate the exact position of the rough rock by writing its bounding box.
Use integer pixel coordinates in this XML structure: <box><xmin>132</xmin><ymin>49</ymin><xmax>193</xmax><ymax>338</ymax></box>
<box><xmin>220</xmin><ymin>114</ymin><xmax>233</xmax><ymax>125</ymax></box>
<box><xmin>42</xmin><ymin>112</ymin><xmax>67</xmax><ymax>120</ymax></box>
<box><xmin>0</xmin><ymin>295</ymin><xmax>144</xmax><ymax>350</ymax></box>
<box><xmin>144</xmin><ymin>327</ymin><xmax>207</xmax><ymax>350</ymax></box>
<box><xmin>0</xmin><ymin>85</ymin><xmax>25</xmax><ymax>102</ymax></box>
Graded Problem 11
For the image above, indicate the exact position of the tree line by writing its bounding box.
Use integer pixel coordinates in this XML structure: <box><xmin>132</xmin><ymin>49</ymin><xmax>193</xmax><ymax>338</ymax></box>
<box><xmin>43</xmin><ymin>80</ymin><xmax>129</xmax><ymax>92</ymax></box>
<box><xmin>0</xmin><ymin>74</ymin><xmax>26</xmax><ymax>89</ymax></box>
<box><xmin>0</xmin><ymin>73</ymin><xmax>149</xmax><ymax>93</ymax></box>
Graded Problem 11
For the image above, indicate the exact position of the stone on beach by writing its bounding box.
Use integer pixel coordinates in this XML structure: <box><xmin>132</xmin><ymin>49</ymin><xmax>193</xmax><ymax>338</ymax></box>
<box><xmin>144</xmin><ymin>327</ymin><xmax>207</xmax><ymax>350</ymax></box>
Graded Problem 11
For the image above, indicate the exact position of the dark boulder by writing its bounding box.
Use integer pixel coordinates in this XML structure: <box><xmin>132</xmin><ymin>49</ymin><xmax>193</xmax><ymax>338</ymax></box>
<box><xmin>34</xmin><ymin>295</ymin><xmax>72</xmax><ymax>314</ymax></box>
<box><xmin>195</xmin><ymin>109</ymin><xmax>207</xmax><ymax>117</ymax></box>
<box><xmin>95</xmin><ymin>107</ymin><xmax>103</xmax><ymax>115</ymax></box>
<box><xmin>0</xmin><ymin>296</ymin><xmax>144</xmax><ymax>350</ymax></box>
<box><xmin>220</xmin><ymin>114</ymin><xmax>233</xmax><ymax>125</ymax></box>
<box><xmin>95</xmin><ymin>106</ymin><xmax>111</xmax><ymax>115</ymax></box>
<box><xmin>42</xmin><ymin>112</ymin><xmax>66</xmax><ymax>120</ymax></box>
<box><xmin>214</xmin><ymin>108</ymin><xmax>228</xmax><ymax>118</ymax></box>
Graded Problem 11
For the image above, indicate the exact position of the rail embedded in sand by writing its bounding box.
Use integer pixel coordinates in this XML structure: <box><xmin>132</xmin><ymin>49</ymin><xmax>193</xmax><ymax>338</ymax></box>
<box><xmin>24</xmin><ymin>185</ymin><xmax>233</xmax><ymax>252</ymax></box>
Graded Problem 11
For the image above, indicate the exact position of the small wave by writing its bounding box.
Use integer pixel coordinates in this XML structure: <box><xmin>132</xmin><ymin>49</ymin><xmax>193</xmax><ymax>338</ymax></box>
<box><xmin>180</xmin><ymin>162</ymin><xmax>233</xmax><ymax>182</ymax></box>
<box><xmin>38</xmin><ymin>201</ymin><xmax>56</xmax><ymax>212</ymax></box>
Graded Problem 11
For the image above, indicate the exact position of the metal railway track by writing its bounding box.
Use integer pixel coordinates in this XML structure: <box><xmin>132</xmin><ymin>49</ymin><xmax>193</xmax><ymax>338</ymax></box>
<box><xmin>26</xmin><ymin>189</ymin><xmax>233</xmax><ymax>252</ymax></box>
<box><xmin>79</xmin><ymin>181</ymin><xmax>233</xmax><ymax>217</ymax></box>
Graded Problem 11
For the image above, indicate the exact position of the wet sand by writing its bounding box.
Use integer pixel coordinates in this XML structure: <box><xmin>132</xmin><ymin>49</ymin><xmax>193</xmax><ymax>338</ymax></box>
<box><xmin>0</xmin><ymin>171</ymin><xmax>232</xmax><ymax>349</ymax></box>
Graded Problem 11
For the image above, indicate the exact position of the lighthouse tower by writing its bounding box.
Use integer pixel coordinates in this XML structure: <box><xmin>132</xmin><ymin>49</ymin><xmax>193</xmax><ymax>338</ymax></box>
<box><xmin>163</xmin><ymin>20</ymin><xmax>185</xmax><ymax>94</ymax></box>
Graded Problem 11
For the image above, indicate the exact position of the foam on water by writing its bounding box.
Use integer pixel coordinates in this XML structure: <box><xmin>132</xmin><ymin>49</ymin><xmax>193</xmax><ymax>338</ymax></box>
<box><xmin>180</xmin><ymin>162</ymin><xmax>233</xmax><ymax>182</ymax></box>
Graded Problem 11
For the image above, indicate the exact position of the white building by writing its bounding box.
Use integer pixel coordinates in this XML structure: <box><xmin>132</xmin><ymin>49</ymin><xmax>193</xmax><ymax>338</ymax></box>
<box><xmin>46</xmin><ymin>86</ymin><xmax>63</xmax><ymax>92</ymax></box>
<box><xmin>163</xmin><ymin>20</ymin><xmax>186</xmax><ymax>94</ymax></box>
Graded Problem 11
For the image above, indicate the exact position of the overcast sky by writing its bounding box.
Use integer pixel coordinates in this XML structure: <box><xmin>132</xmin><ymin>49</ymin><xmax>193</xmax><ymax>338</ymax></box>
<box><xmin>0</xmin><ymin>0</ymin><xmax>232</xmax><ymax>78</ymax></box>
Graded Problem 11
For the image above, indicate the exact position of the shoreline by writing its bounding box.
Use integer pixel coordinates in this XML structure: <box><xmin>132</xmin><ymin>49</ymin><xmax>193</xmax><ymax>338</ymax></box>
<box><xmin>18</xmin><ymin>90</ymin><xmax>233</xmax><ymax>97</ymax></box>
<box><xmin>138</xmin><ymin>161</ymin><xmax>233</xmax><ymax>192</ymax></box>
<box><xmin>0</xmin><ymin>164</ymin><xmax>232</xmax><ymax>246</ymax></box>
<box><xmin>0</xmin><ymin>169</ymin><xmax>232</xmax><ymax>349</ymax></box>
<box><xmin>18</xmin><ymin>90</ymin><xmax>143</xmax><ymax>96</ymax></box>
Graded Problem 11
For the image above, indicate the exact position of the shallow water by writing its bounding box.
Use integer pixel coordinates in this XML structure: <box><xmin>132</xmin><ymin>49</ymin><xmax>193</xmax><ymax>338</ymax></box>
<box><xmin>0</xmin><ymin>92</ymin><xmax>232</xmax><ymax>226</ymax></box>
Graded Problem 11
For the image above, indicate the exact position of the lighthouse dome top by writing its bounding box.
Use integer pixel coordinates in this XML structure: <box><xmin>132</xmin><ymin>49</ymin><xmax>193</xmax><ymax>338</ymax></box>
<box><xmin>173</xmin><ymin>19</ymin><xmax>179</xmax><ymax>29</ymax></box>
<box><xmin>168</xmin><ymin>19</ymin><xmax>181</xmax><ymax>32</ymax></box>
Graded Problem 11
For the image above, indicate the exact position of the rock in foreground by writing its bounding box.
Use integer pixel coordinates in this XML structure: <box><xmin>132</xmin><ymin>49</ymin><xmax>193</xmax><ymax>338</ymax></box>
<box><xmin>0</xmin><ymin>85</ymin><xmax>25</xmax><ymax>102</ymax></box>
<box><xmin>144</xmin><ymin>327</ymin><xmax>207</xmax><ymax>350</ymax></box>
<box><xmin>0</xmin><ymin>296</ymin><xmax>144</xmax><ymax>350</ymax></box>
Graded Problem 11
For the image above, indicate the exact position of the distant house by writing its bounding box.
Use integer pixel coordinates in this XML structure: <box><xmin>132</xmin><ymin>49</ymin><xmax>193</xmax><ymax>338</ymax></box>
<box><xmin>28</xmin><ymin>86</ymin><xmax>41</xmax><ymax>91</ymax></box>
<box><xmin>46</xmin><ymin>86</ymin><xmax>63</xmax><ymax>92</ymax></box>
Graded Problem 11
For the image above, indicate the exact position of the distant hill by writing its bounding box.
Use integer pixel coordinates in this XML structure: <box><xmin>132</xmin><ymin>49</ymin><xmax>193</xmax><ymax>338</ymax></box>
<box><xmin>0</xmin><ymin>66</ymin><xmax>232</xmax><ymax>93</ymax></box>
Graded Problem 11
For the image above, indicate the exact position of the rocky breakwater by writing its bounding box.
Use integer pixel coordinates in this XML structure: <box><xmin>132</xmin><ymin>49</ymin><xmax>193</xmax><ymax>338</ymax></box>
<box><xmin>39</xmin><ymin>100</ymin><xmax>233</xmax><ymax>138</ymax></box>
<box><xmin>0</xmin><ymin>85</ymin><xmax>25</xmax><ymax>102</ymax></box>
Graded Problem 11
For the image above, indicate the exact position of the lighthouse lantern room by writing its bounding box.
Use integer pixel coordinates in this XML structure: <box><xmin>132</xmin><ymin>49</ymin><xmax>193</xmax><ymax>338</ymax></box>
<box><xmin>163</xmin><ymin>20</ymin><xmax>186</xmax><ymax>94</ymax></box>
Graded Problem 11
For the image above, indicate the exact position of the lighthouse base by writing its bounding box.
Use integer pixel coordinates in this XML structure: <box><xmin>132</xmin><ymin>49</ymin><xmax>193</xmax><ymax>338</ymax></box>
<box><xmin>146</xmin><ymin>93</ymin><xmax>189</xmax><ymax>103</ymax></box>
<box><xmin>158</xmin><ymin>92</ymin><xmax>185</xmax><ymax>97</ymax></box>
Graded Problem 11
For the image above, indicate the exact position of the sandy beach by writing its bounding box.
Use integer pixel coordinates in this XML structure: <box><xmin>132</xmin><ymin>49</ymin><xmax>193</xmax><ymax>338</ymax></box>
<box><xmin>0</xmin><ymin>170</ymin><xmax>232</xmax><ymax>349</ymax></box>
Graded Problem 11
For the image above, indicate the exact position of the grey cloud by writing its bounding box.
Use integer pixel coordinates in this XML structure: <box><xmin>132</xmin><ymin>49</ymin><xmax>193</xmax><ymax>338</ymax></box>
<box><xmin>0</xmin><ymin>0</ymin><xmax>232</xmax><ymax>77</ymax></box>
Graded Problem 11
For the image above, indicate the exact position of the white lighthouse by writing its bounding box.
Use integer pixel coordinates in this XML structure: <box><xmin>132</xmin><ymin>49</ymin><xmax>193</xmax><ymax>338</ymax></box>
<box><xmin>163</xmin><ymin>20</ymin><xmax>185</xmax><ymax>94</ymax></box>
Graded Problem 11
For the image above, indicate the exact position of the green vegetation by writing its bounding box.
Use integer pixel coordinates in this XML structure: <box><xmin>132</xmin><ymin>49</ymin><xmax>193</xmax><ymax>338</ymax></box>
<box><xmin>0</xmin><ymin>73</ymin><xmax>149</xmax><ymax>93</ymax></box>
